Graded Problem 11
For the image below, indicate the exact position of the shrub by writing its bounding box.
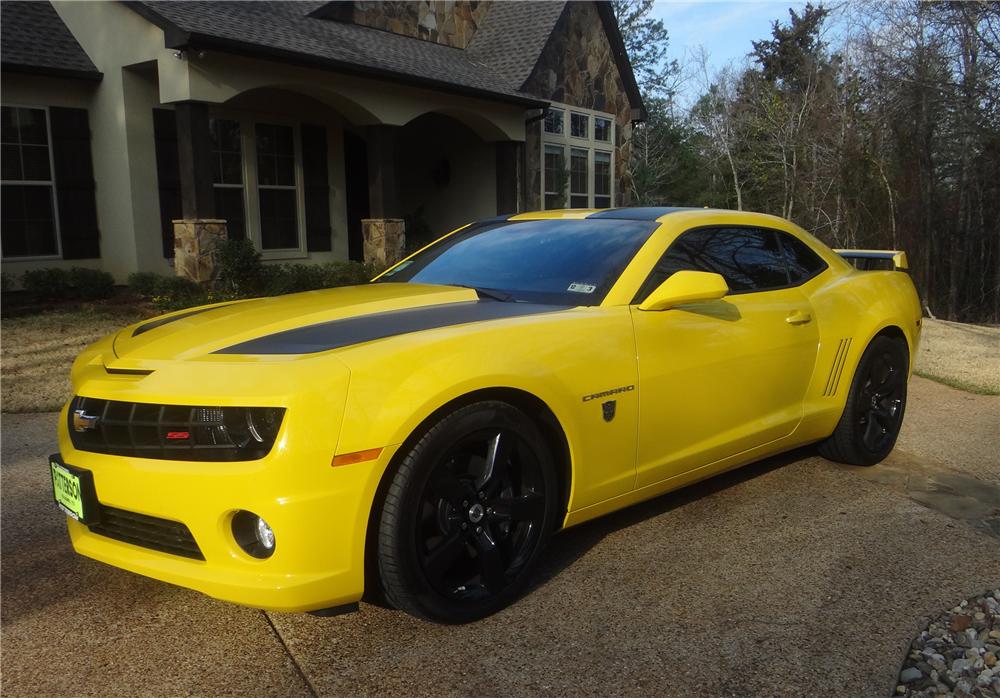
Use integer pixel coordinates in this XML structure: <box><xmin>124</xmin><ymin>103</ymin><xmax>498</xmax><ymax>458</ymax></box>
<box><xmin>127</xmin><ymin>271</ymin><xmax>164</xmax><ymax>298</ymax></box>
<box><xmin>216</xmin><ymin>239</ymin><xmax>265</xmax><ymax>296</ymax></box>
<box><xmin>1</xmin><ymin>272</ymin><xmax>14</xmax><ymax>294</ymax></box>
<box><xmin>321</xmin><ymin>260</ymin><xmax>376</xmax><ymax>287</ymax></box>
<box><xmin>157</xmin><ymin>275</ymin><xmax>202</xmax><ymax>299</ymax></box>
<box><xmin>262</xmin><ymin>264</ymin><xmax>324</xmax><ymax>296</ymax></box>
<box><xmin>22</xmin><ymin>268</ymin><xmax>71</xmax><ymax>300</ymax></box>
<box><xmin>68</xmin><ymin>267</ymin><xmax>115</xmax><ymax>300</ymax></box>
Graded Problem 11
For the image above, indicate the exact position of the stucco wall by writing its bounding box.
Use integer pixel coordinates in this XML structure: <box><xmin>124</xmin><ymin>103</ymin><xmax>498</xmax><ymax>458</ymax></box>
<box><xmin>7</xmin><ymin>1</ymin><xmax>528</xmax><ymax>277</ymax></box>
<box><xmin>395</xmin><ymin>113</ymin><xmax>496</xmax><ymax>246</ymax></box>
<box><xmin>51</xmin><ymin>0</ymin><xmax>171</xmax><ymax>280</ymax></box>
<box><xmin>521</xmin><ymin>2</ymin><xmax>634</xmax><ymax>209</ymax></box>
<box><xmin>350</xmin><ymin>1</ymin><xmax>491</xmax><ymax>49</ymax></box>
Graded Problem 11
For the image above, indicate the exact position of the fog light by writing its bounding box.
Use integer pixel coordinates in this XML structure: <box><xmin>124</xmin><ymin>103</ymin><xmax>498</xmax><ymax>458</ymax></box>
<box><xmin>256</xmin><ymin>516</ymin><xmax>275</xmax><ymax>550</ymax></box>
<box><xmin>232</xmin><ymin>510</ymin><xmax>275</xmax><ymax>559</ymax></box>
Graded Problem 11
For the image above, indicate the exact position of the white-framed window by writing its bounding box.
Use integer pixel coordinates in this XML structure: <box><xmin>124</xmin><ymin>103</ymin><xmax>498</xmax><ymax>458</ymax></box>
<box><xmin>543</xmin><ymin>144</ymin><xmax>566</xmax><ymax>210</ymax></box>
<box><xmin>1</xmin><ymin>105</ymin><xmax>61</xmax><ymax>259</ymax></box>
<box><xmin>540</xmin><ymin>103</ymin><xmax>615</xmax><ymax>210</ymax></box>
<box><xmin>254</xmin><ymin>122</ymin><xmax>300</xmax><ymax>251</ymax></box>
<box><xmin>543</xmin><ymin>107</ymin><xmax>565</xmax><ymax>135</ymax></box>
<box><xmin>209</xmin><ymin>118</ymin><xmax>246</xmax><ymax>241</ymax></box>
<box><xmin>208</xmin><ymin>111</ymin><xmax>308</xmax><ymax>258</ymax></box>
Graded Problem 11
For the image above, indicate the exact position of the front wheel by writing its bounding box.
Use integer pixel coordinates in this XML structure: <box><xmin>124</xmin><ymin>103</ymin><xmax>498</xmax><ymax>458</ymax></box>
<box><xmin>376</xmin><ymin>401</ymin><xmax>558</xmax><ymax>623</ymax></box>
<box><xmin>818</xmin><ymin>334</ymin><xmax>909</xmax><ymax>466</ymax></box>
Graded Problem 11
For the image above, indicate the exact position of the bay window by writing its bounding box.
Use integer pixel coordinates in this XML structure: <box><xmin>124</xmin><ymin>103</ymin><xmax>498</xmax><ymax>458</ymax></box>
<box><xmin>540</xmin><ymin>103</ymin><xmax>615</xmax><ymax>210</ymax></box>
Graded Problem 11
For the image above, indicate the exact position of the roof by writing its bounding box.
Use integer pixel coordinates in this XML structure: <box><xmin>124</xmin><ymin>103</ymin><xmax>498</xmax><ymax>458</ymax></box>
<box><xmin>127</xmin><ymin>1</ymin><xmax>546</xmax><ymax>108</ymax></box>
<box><xmin>0</xmin><ymin>1</ymin><xmax>101</xmax><ymax>80</ymax></box>
<box><xmin>465</xmin><ymin>2</ymin><xmax>567</xmax><ymax>90</ymax></box>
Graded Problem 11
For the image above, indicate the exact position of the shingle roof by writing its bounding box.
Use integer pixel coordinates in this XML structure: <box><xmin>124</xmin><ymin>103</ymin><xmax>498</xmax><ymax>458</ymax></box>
<box><xmin>130</xmin><ymin>1</ymin><xmax>547</xmax><ymax>107</ymax></box>
<box><xmin>466</xmin><ymin>2</ymin><xmax>567</xmax><ymax>90</ymax></box>
<box><xmin>1</xmin><ymin>1</ymin><xmax>101</xmax><ymax>80</ymax></box>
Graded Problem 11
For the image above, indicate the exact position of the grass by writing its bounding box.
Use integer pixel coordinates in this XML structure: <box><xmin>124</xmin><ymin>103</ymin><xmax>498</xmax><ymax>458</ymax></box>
<box><xmin>914</xmin><ymin>318</ymin><xmax>1000</xmax><ymax>395</ymax></box>
<box><xmin>1</xmin><ymin>306</ymin><xmax>997</xmax><ymax>413</ymax></box>
<box><xmin>913</xmin><ymin>370</ymin><xmax>1000</xmax><ymax>396</ymax></box>
<box><xmin>1</xmin><ymin>306</ymin><xmax>154</xmax><ymax>413</ymax></box>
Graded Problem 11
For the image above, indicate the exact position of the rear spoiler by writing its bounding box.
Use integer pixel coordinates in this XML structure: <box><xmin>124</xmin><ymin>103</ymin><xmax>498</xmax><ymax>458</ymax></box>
<box><xmin>834</xmin><ymin>249</ymin><xmax>908</xmax><ymax>271</ymax></box>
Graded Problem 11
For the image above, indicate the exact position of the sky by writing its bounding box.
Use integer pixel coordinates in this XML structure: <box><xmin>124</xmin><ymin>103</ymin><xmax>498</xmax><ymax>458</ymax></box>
<box><xmin>649</xmin><ymin>1</ymin><xmax>809</xmax><ymax>104</ymax></box>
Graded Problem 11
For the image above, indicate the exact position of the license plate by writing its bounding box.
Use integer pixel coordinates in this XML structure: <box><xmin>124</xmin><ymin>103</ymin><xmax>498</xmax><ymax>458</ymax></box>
<box><xmin>51</xmin><ymin>459</ymin><xmax>86</xmax><ymax>521</ymax></box>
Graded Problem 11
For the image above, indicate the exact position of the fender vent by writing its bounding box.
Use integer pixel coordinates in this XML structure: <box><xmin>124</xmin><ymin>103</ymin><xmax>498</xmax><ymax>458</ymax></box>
<box><xmin>824</xmin><ymin>338</ymin><xmax>852</xmax><ymax>396</ymax></box>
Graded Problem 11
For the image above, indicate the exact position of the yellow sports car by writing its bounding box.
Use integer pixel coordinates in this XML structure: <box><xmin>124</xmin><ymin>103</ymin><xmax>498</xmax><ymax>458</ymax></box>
<box><xmin>53</xmin><ymin>207</ymin><xmax>921</xmax><ymax>623</ymax></box>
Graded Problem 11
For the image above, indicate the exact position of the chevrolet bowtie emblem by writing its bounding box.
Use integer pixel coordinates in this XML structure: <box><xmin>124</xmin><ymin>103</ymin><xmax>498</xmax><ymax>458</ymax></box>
<box><xmin>72</xmin><ymin>409</ymin><xmax>100</xmax><ymax>432</ymax></box>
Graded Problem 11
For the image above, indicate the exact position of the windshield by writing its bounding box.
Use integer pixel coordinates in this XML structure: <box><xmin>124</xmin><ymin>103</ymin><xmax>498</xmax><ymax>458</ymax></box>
<box><xmin>376</xmin><ymin>219</ymin><xmax>658</xmax><ymax>306</ymax></box>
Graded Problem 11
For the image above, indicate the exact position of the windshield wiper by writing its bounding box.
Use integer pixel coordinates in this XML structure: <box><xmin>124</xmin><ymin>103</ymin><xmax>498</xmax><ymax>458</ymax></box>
<box><xmin>450</xmin><ymin>285</ymin><xmax>517</xmax><ymax>302</ymax></box>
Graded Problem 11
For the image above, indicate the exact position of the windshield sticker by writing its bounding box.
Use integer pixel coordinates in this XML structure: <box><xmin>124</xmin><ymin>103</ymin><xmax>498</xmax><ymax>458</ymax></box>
<box><xmin>382</xmin><ymin>260</ymin><xmax>414</xmax><ymax>277</ymax></box>
<box><xmin>567</xmin><ymin>283</ymin><xmax>597</xmax><ymax>294</ymax></box>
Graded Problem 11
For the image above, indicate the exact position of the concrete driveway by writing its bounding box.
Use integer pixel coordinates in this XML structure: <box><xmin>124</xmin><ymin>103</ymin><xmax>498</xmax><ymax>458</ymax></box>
<box><xmin>3</xmin><ymin>376</ymin><xmax>998</xmax><ymax>697</ymax></box>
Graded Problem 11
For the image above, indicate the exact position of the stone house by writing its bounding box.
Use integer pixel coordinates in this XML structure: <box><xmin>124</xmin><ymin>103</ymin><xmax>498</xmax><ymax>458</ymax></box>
<box><xmin>0</xmin><ymin>1</ymin><xmax>645</xmax><ymax>281</ymax></box>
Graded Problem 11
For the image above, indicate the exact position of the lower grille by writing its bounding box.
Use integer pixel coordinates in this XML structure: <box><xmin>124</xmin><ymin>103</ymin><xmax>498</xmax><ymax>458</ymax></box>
<box><xmin>89</xmin><ymin>505</ymin><xmax>204</xmax><ymax>560</ymax></box>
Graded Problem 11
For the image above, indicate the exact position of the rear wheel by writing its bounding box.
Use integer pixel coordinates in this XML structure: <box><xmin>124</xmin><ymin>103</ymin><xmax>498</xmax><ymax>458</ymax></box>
<box><xmin>818</xmin><ymin>335</ymin><xmax>909</xmax><ymax>466</ymax></box>
<box><xmin>376</xmin><ymin>401</ymin><xmax>558</xmax><ymax>623</ymax></box>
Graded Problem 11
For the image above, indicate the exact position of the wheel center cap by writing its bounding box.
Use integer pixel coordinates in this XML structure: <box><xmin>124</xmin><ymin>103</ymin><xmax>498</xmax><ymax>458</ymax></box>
<box><xmin>468</xmin><ymin>503</ymin><xmax>485</xmax><ymax>523</ymax></box>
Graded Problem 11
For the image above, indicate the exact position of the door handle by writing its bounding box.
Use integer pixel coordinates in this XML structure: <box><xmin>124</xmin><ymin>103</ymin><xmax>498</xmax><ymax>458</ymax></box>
<box><xmin>786</xmin><ymin>310</ymin><xmax>812</xmax><ymax>325</ymax></box>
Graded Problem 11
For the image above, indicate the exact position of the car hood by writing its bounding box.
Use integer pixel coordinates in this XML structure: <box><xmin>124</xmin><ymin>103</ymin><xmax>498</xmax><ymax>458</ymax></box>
<box><xmin>109</xmin><ymin>283</ymin><xmax>565</xmax><ymax>364</ymax></box>
<box><xmin>111</xmin><ymin>283</ymin><xmax>483</xmax><ymax>363</ymax></box>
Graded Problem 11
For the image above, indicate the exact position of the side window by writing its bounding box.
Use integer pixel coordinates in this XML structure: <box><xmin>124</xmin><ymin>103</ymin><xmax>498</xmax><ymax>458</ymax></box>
<box><xmin>777</xmin><ymin>231</ymin><xmax>827</xmax><ymax>282</ymax></box>
<box><xmin>635</xmin><ymin>227</ymin><xmax>790</xmax><ymax>302</ymax></box>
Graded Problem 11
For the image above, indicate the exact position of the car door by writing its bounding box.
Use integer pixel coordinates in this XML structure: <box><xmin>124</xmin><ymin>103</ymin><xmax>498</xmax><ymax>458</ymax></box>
<box><xmin>631</xmin><ymin>226</ymin><xmax>820</xmax><ymax>489</ymax></box>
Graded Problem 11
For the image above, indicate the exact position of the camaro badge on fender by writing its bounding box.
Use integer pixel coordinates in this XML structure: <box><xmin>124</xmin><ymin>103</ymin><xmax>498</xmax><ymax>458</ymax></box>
<box><xmin>602</xmin><ymin>400</ymin><xmax>617</xmax><ymax>422</ymax></box>
<box><xmin>582</xmin><ymin>385</ymin><xmax>634</xmax><ymax>402</ymax></box>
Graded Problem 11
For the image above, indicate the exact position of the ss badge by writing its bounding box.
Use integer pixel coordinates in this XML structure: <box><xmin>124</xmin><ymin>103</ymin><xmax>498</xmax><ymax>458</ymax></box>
<box><xmin>601</xmin><ymin>400</ymin><xmax>617</xmax><ymax>422</ymax></box>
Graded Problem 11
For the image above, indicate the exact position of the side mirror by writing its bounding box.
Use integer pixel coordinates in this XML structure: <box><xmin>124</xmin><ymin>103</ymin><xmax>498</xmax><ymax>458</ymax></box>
<box><xmin>637</xmin><ymin>271</ymin><xmax>729</xmax><ymax>311</ymax></box>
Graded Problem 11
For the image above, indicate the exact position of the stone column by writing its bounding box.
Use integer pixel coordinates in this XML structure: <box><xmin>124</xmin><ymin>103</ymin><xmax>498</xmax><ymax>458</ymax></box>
<box><xmin>173</xmin><ymin>102</ymin><xmax>225</xmax><ymax>282</ymax></box>
<box><xmin>362</xmin><ymin>218</ymin><xmax>405</xmax><ymax>268</ymax></box>
<box><xmin>173</xmin><ymin>219</ymin><xmax>228</xmax><ymax>284</ymax></box>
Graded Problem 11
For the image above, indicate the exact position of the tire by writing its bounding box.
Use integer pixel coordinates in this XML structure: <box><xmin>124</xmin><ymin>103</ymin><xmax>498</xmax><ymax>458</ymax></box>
<box><xmin>818</xmin><ymin>334</ymin><xmax>909</xmax><ymax>466</ymax></box>
<box><xmin>376</xmin><ymin>401</ymin><xmax>558</xmax><ymax>623</ymax></box>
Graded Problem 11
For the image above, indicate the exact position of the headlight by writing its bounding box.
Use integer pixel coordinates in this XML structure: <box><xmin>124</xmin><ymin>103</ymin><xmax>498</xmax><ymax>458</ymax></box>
<box><xmin>67</xmin><ymin>397</ymin><xmax>286</xmax><ymax>461</ymax></box>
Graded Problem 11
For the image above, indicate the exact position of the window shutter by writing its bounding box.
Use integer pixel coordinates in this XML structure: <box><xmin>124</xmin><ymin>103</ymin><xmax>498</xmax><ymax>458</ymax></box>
<box><xmin>153</xmin><ymin>108</ymin><xmax>182</xmax><ymax>257</ymax></box>
<box><xmin>301</xmin><ymin>124</ymin><xmax>332</xmax><ymax>252</ymax></box>
<box><xmin>49</xmin><ymin>107</ymin><xmax>100</xmax><ymax>259</ymax></box>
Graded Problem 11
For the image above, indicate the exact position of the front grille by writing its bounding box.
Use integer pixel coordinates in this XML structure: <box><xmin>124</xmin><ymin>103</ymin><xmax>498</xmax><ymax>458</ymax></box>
<box><xmin>68</xmin><ymin>396</ymin><xmax>284</xmax><ymax>461</ymax></box>
<box><xmin>90</xmin><ymin>505</ymin><xmax>204</xmax><ymax>560</ymax></box>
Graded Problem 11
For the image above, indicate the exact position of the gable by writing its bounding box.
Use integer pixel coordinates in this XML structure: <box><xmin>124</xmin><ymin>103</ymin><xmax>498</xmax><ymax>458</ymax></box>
<box><xmin>521</xmin><ymin>2</ymin><xmax>643</xmax><ymax>123</ymax></box>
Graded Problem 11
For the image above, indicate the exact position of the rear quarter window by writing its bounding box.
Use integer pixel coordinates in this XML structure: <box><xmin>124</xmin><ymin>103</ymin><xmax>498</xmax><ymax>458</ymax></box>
<box><xmin>777</xmin><ymin>232</ymin><xmax>828</xmax><ymax>282</ymax></box>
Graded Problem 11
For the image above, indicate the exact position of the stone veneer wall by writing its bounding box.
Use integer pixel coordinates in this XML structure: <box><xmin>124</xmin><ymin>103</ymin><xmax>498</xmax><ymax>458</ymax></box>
<box><xmin>350</xmin><ymin>1</ymin><xmax>491</xmax><ymax>49</ymax></box>
<box><xmin>521</xmin><ymin>2</ymin><xmax>635</xmax><ymax>210</ymax></box>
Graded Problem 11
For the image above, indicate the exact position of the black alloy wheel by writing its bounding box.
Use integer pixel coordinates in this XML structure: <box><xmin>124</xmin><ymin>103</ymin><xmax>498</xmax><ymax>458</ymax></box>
<box><xmin>377</xmin><ymin>401</ymin><xmax>558</xmax><ymax>623</ymax></box>
<box><xmin>819</xmin><ymin>334</ymin><xmax>909</xmax><ymax>466</ymax></box>
<box><xmin>856</xmin><ymin>349</ymin><xmax>905</xmax><ymax>453</ymax></box>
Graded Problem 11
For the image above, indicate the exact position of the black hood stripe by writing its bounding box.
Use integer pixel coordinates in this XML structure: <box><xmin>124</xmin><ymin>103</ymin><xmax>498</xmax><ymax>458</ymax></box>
<box><xmin>215</xmin><ymin>301</ymin><xmax>565</xmax><ymax>355</ymax></box>
<box><xmin>133</xmin><ymin>303</ymin><xmax>236</xmax><ymax>337</ymax></box>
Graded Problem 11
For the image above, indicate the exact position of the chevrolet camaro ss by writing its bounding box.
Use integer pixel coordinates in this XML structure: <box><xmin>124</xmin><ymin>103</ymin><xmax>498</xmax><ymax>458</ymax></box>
<box><xmin>52</xmin><ymin>207</ymin><xmax>921</xmax><ymax>623</ymax></box>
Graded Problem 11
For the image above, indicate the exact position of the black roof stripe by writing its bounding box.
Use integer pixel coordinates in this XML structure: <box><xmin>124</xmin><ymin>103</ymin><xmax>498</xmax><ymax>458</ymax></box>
<box><xmin>215</xmin><ymin>301</ymin><xmax>564</xmax><ymax>355</ymax></box>
<box><xmin>586</xmin><ymin>207</ymin><xmax>694</xmax><ymax>221</ymax></box>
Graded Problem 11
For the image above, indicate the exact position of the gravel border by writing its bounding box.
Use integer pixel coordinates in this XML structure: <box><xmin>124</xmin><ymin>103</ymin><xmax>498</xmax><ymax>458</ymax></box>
<box><xmin>897</xmin><ymin>590</ymin><xmax>1000</xmax><ymax>697</ymax></box>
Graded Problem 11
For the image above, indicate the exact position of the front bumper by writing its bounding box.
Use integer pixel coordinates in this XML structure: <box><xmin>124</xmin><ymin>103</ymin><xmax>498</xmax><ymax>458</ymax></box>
<box><xmin>58</xmin><ymin>348</ymin><xmax>394</xmax><ymax>612</ymax></box>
